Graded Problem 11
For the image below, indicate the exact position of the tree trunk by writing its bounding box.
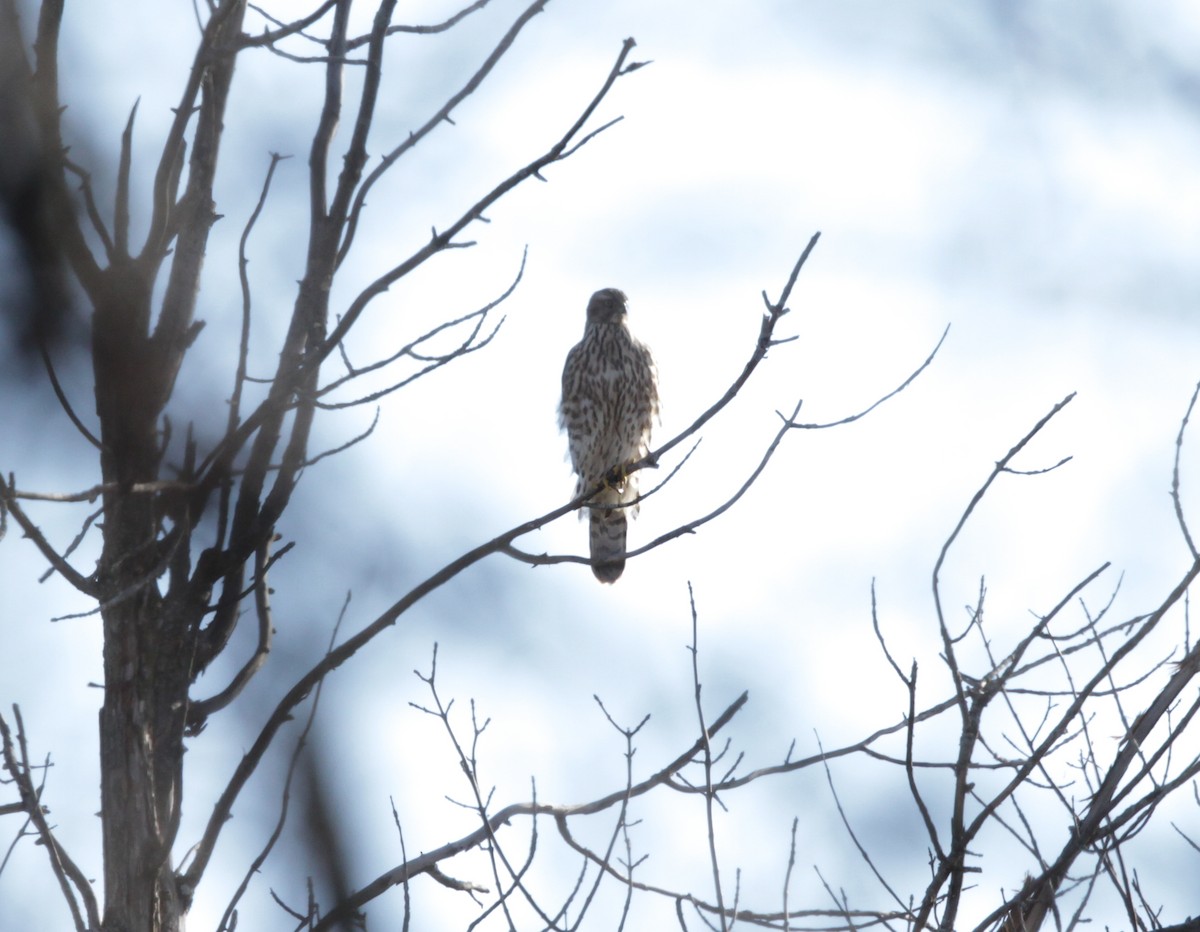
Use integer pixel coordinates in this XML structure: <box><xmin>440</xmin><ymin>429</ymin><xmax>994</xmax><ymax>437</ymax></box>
<box><xmin>88</xmin><ymin>4</ymin><xmax>246</xmax><ymax>924</ymax></box>
<box><xmin>93</xmin><ymin>263</ymin><xmax>196</xmax><ymax>931</ymax></box>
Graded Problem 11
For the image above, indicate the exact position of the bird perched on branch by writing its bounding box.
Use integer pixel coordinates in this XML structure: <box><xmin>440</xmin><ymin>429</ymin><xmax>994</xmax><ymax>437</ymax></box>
<box><xmin>560</xmin><ymin>287</ymin><xmax>659</xmax><ymax>583</ymax></box>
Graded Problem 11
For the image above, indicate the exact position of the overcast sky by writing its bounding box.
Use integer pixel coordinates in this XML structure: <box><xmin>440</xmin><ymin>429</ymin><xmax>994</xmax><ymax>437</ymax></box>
<box><xmin>3</xmin><ymin>0</ymin><xmax>1200</xmax><ymax>928</ymax></box>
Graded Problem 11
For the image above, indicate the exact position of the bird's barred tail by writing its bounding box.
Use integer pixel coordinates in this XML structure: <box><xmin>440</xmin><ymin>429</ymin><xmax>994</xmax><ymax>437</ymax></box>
<box><xmin>589</xmin><ymin>507</ymin><xmax>627</xmax><ymax>583</ymax></box>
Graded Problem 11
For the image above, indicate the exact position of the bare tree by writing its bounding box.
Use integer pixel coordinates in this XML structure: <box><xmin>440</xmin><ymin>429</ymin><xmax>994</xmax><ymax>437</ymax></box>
<box><xmin>0</xmin><ymin>1</ymin><xmax>824</xmax><ymax>928</ymax></box>
<box><xmin>2</xmin><ymin>2</ymin><xmax>1199</xmax><ymax>931</ymax></box>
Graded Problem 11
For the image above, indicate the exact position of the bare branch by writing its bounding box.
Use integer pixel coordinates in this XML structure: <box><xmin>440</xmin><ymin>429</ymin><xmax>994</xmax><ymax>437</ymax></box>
<box><xmin>209</xmin><ymin>592</ymin><xmax>349</xmax><ymax>930</ymax></box>
<box><xmin>412</xmin><ymin>655</ymin><xmax>550</xmax><ymax>929</ymax></box>
<box><xmin>9</xmin><ymin>479</ymin><xmax>193</xmax><ymax>503</ymax></box>
<box><xmin>293</xmin><ymin>408</ymin><xmax>380</xmax><ymax>467</ymax></box>
<box><xmin>0</xmin><ymin>708</ymin><xmax>100</xmax><ymax>932</ymax></box>
<box><xmin>0</xmin><ymin>475</ymin><xmax>98</xmax><ymax>595</ymax></box>
<box><xmin>931</xmin><ymin>392</ymin><xmax>1077</xmax><ymax>715</ymax></box>
<box><xmin>38</xmin><ymin>505</ymin><xmax>102</xmax><ymax>584</ymax></box>
<box><xmin>315</xmin><ymin>252</ymin><xmax>523</xmax><ymax>409</ymax></box>
<box><xmin>353</xmin><ymin>0</ymin><xmax>495</xmax><ymax>44</ymax></box>
<box><xmin>325</xmin><ymin>1</ymin><xmax>394</xmax><ymax>229</ymax></box>
<box><xmin>188</xmin><ymin>37</ymin><xmax>636</xmax><ymax>521</ymax></box>
<box><xmin>30</xmin><ymin>0</ymin><xmax>104</xmax><ymax>292</ymax></box>
<box><xmin>1172</xmin><ymin>380</ymin><xmax>1200</xmax><ymax>560</ymax></box>
<box><xmin>61</xmin><ymin>155</ymin><xmax>115</xmax><ymax>260</ymax></box>
<box><xmin>817</xmin><ymin>728</ymin><xmax>908</xmax><ymax>917</ymax></box>
<box><xmin>321</xmin><ymin>33</ymin><xmax>638</xmax><ymax>356</ymax></box>
<box><xmin>215</xmin><ymin>151</ymin><xmax>288</xmax><ymax>553</ymax></box>
<box><xmin>790</xmin><ymin>324</ymin><xmax>949</xmax><ymax>430</ymax></box>
<box><xmin>114</xmin><ymin>98</ymin><xmax>138</xmax><ymax>259</ymax></box>
<box><xmin>655</xmin><ymin>232</ymin><xmax>820</xmax><ymax>468</ymax></box>
<box><xmin>510</xmin><ymin>308</ymin><xmax>943</xmax><ymax>573</ymax></box>
<box><xmin>687</xmin><ymin>584</ymin><xmax>728</xmax><ymax>930</ymax></box>
<box><xmin>557</xmin><ymin>810</ymin><xmax>911</xmax><ymax>929</ymax></box>
<box><xmin>186</xmin><ymin>536</ymin><xmax>277</xmax><ymax>731</ymax></box>
<box><xmin>870</xmin><ymin>581</ymin><xmax>911</xmax><ymax>686</ymax></box>
<box><xmin>639</xmin><ymin>306</ymin><xmax>936</xmax><ymax>530</ymax></box>
<box><xmin>335</xmin><ymin>0</ymin><xmax>549</xmax><ymax>268</ymax></box>
<box><xmin>38</xmin><ymin>342</ymin><xmax>101</xmax><ymax>449</ymax></box>
<box><xmin>904</xmin><ymin>662</ymin><xmax>946</xmax><ymax>864</ymax></box>
<box><xmin>960</xmin><ymin>555</ymin><xmax>1200</xmax><ymax>932</ymax></box>
<box><xmin>310</xmin><ymin>690</ymin><xmax>750</xmax><ymax>929</ymax></box>
<box><xmin>236</xmin><ymin>0</ymin><xmax>339</xmax><ymax>49</ymax></box>
<box><xmin>142</xmin><ymin>0</ymin><xmax>246</xmax><ymax>260</ymax></box>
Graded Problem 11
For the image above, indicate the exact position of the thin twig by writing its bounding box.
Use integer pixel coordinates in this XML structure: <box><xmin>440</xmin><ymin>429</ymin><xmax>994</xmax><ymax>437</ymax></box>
<box><xmin>237</xmin><ymin>0</ymin><xmax>339</xmax><ymax>49</ymax></box>
<box><xmin>9</xmin><ymin>480</ymin><xmax>193</xmax><ymax>503</ymax></box>
<box><xmin>413</xmin><ymin>654</ymin><xmax>551</xmax><ymax>930</ymax></box>
<box><xmin>212</xmin><ymin>591</ymin><xmax>350</xmax><ymax>930</ymax></box>
<box><xmin>354</xmin><ymin>0</ymin><xmax>494</xmax><ymax>44</ymax></box>
<box><xmin>1171</xmin><ymin>381</ymin><xmax>1200</xmax><ymax>560</ymax></box>
<box><xmin>0</xmin><ymin>707</ymin><xmax>100</xmax><ymax>932</ymax></box>
<box><xmin>0</xmin><ymin>475</ymin><xmax>97</xmax><ymax>595</ymax></box>
<box><xmin>814</xmin><ymin>732</ymin><xmax>909</xmax><ymax>913</ymax></box>
<box><xmin>791</xmin><ymin>325</ymin><xmax>949</xmax><ymax>431</ymax></box>
<box><xmin>219</xmin><ymin>151</ymin><xmax>289</xmax><ymax>551</ymax></box>
<box><xmin>309</xmin><ymin>691</ymin><xmax>750</xmax><ymax>929</ymax></box>
<box><xmin>38</xmin><ymin>343</ymin><xmax>101</xmax><ymax>449</ymax></box>
<box><xmin>688</xmin><ymin>583</ymin><xmax>728</xmax><ymax>930</ymax></box>
<box><xmin>323</xmin><ymin>31</ymin><xmax>637</xmax><ymax>351</ymax></box>
<box><xmin>186</xmin><ymin>535</ymin><xmax>278</xmax><ymax>731</ymax></box>
<box><xmin>336</xmin><ymin>0</ymin><xmax>545</xmax><ymax>267</ymax></box>
<box><xmin>114</xmin><ymin>98</ymin><xmax>138</xmax><ymax>258</ymax></box>
<box><xmin>904</xmin><ymin>662</ymin><xmax>945</xmax><ymax>863</ymax></box>
<box><xmin>38</xmin><ymin>506</ymin><xmax>102</xmax><ymax>584</ymax></box>
<box><xmin>558</xmin><ymin>810</ymin><xmax>908</xmax><ymax>929</ymax></box>
<box><xmin>782</xmin><ymin>817</ymin><xmax>798</xmax><ymax>932</ymax></box>
<box><xmin>931</xmin><ymin>392</ymin><xmax>1077</xmax><ymax>719</ymax></box>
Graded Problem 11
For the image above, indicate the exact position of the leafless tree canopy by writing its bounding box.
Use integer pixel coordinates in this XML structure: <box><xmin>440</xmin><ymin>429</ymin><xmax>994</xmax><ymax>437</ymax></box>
<box><xmin>1</xmin><ymin>2</ymin><xmax>1199</xmax><ymax>931</ymax></box>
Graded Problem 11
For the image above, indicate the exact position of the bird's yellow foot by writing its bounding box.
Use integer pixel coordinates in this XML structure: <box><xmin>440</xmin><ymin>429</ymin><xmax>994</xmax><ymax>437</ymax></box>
<box><xmin>603</xmin><ymin>463</ymin><xmax>633</xmax><ymax>493</ymax></box>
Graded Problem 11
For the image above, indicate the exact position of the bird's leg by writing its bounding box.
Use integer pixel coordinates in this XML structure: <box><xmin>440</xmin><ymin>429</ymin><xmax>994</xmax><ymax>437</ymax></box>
<box><xmin>602</xmin><ymin>461</ymin><xmax>632</xmax><ymax>495</ymax></box>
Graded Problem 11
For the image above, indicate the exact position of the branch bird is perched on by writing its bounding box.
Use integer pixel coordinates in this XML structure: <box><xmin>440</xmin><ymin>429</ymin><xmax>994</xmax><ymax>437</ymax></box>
<box><xmin>559</xmin><ymin>288</ymin><xmax>659</xmax><ymax>583</ymax></box>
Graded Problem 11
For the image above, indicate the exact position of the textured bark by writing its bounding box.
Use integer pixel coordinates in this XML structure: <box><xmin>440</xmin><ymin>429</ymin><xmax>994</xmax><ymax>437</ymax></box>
<box><xmin>9</xmin><ymin>0</ymin><xmax>685</xmax><ymax>927</ymax></box>
<box><xmin>93</xmin><ymin>264</ymin><xmax>194</xmax><ymax>932</ymax></box>
<box><xmin>89</xmin><ymin>5</ymin><xmax>247</xmax><ymax>928</ymax></box>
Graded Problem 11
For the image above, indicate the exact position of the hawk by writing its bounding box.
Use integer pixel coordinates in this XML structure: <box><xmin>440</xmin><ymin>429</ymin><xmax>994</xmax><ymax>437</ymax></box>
<box><xmin>559</xmin><ymin>288</ymin><xmax>659</xmax><ymax>583</ymax></box>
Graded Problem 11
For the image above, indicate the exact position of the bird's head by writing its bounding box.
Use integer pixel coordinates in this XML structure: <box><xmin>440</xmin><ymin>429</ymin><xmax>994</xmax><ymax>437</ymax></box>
<box><xmin>585</xmin><ymin>287</ymin><xmax>629</xmax><ymax>325</ymax></box>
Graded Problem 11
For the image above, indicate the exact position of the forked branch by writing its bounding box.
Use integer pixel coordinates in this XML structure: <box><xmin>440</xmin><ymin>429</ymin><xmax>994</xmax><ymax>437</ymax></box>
<box><xmin>310</xmin><ymin>690</ymin><xmax>750</xmax><ymax>930</ymax></box>
<box><xmin>0</xmin><ymin>475</ymin><xmax>98</xmax><ymax>596</ymax></box>
<box><xmin>0</xmin><ymin>708</ymin><xmax>100</xmax><ymax>932</ymax></box>
<box><xmin>318</xmin><ymin>34</ymin><xmax>642</xmax><ymax>360</ymax></box>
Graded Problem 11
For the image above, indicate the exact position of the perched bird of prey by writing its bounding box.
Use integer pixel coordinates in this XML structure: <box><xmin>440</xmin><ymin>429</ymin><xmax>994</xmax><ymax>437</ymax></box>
<box><xmin>559</xmin><ymin>288</ymin><xmax>659</xmax><ymax>583</ymax></box>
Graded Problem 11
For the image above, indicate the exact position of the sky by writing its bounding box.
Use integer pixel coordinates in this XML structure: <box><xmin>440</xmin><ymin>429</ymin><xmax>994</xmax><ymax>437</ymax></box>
<box><xmin>2</xmin><ymin>0</ymin><xmax>1200</xmax><ymax>928</ymax></box>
